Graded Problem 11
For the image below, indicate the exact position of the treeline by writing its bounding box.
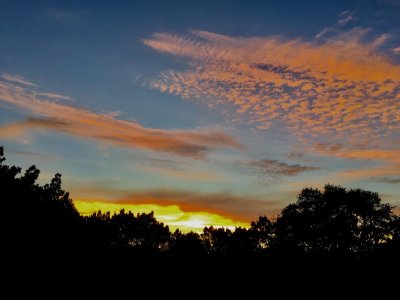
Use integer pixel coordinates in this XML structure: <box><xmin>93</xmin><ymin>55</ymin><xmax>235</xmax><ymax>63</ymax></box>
<box><xmin>1</xmin><ymin>147</ymin><xmax>399</xmax><ymax>260</ymax></box>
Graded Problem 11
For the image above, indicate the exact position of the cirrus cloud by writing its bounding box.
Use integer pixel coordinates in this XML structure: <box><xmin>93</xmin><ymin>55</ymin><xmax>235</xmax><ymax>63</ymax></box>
<box><xmin>248</xmin><ymin>159</ymin><xmax>320</xmax><ymax>177</ymax></box>
<box><xmin>0</xmin><ymin>80</ymin><xmax>242</xmax><ymax>158</ymax></box>
<box><xmin>1</xmin><ymin>73</ymin><xmax>38</xmax><ymax>87</ymax></box>
<box><xmin>371</xmin><ymin>177</ymin><xmax>400</xmax><ymax>184</ymax></box>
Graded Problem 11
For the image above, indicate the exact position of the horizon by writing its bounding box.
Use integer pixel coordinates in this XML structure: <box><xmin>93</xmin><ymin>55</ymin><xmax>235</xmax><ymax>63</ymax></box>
<box><xmin>1</xmin><ymin>0</ymin><xmax>399</xmax><ymax>232</ymax></box>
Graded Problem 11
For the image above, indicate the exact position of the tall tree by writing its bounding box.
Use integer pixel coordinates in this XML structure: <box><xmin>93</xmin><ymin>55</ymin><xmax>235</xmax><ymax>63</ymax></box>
<box><xmin>274</xmin><ymin>184</ymin><xmax>396</xmax><ymax>257</ymax></box>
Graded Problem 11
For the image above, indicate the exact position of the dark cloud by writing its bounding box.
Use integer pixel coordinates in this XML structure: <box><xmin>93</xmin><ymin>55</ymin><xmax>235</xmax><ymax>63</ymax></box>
<box><xmin>314</xmin><ymin>143</ymin><xmax>343</xmax><ymax>152</ymax></box>
<box><xmin>285</xmin><ymin>151</ymin><xmax>318</xmax><ymax>163</ymax></box>
<box><xmin>247</xmin><ymin>159</ymin><xmax>320</xmax><ymax>178</ymax></box>
<box><xmin>372</xmin><ymin>177</ymin><xmax>400</xmax><ymax>184</ymax></box>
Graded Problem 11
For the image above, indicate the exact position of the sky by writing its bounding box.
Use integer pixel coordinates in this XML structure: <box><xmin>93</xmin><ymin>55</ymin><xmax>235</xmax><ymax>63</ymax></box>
<box><xmin>0</xmin><ymin>0</ymin><xmax>399</xmax><ymax>232</ymax></box>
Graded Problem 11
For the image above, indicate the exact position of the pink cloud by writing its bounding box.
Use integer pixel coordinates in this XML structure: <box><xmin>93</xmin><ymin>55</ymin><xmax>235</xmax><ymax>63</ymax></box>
<box><xmin>0</xmin><ymin>81</ymin><xmax>242</xmax><ymax>158</ymax></box>
<box><xmin>144</xmin><ymin>29</ymin><xmax>400</xmax><ymax>148</ymax></box>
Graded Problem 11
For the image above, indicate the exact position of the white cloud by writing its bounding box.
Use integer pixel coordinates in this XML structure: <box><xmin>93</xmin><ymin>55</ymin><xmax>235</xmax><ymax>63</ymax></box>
<box><xmin>1</xmin><ymin>73</ymin><xmax>38</xmax><ymax>87</ymax></box>
<box><xmin>338</xmin><ymin>11</ymin><xmax>357</xmax><ymax>25</ymax></box>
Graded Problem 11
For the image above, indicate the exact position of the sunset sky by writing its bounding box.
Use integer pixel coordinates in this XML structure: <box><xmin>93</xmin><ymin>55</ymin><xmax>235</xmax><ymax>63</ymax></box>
<box><xmin>1</xmin><ymin>0</ymin><xmax>399</xmax><ymax>232</ymax></box>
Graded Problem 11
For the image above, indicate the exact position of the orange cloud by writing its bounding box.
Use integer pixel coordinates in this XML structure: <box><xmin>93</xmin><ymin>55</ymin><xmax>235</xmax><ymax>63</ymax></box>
<box><xmin>312</xmin><ymin>142</ymin><xmax>400</xmax><ymax>182</ymax></box>
<box><xmin>144</xmin><ymin>29</ymin><xmax>400</xmax><ymax>146</ymax></box>
<box><xmin>0</xmin><ymin>81</ymin><xmax>242</xmax><ymax>158</ymax></box>
<box><xmin>313</xmin><ymin>142</ymin><xmax>400</xmax><ymax>163</ymax></box>
<box><xmin>330</xmin><ymin>148</ymin><xmax>400</xmax><ymax>164</ymax></box>
<box><xmin>337</xmin><ymin>166</ymin><xmax>400</xmax><ymax>181</ymax></box>
<box><xmin>69</xmin><ymin>185</ymin><xmax>281</xmax><ymax>222</ymax></box>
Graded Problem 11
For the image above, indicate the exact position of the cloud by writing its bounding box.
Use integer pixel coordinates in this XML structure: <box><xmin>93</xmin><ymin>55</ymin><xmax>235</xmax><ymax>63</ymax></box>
<box><xmin>71</xmin><ymin>186</ymin><xmax>281</xmax><ymax>221</ymax></box>
<box><xmin>314</xmin><ymin>143</ymin><xmax>343</xmax><ymax>152</ymax></box>
<box><xmin>313</xmin><ymin>143</ymin><xmax>400</xmax><ymax>164</ymax></box>
<box><xmin>138</xmin><ymin>157</ymin><xmax>188</xmax><ymax>171</ymax></box>
<box><xmin>7</xmin><ymin>149</ymin><xmax>55</xmax><ymax>160</ymax></box>
<box><xmin>393</xmin><ymin>47</ymin><xmax>400</xmax><ymax>55</ymax></box>
<box><xmin>247</xmin><ymin>159</ymin><xmax>320</xmax><ymax>178</ymax></box>
<box><xmin>315</xmin><ymin>27</ymin><xmax>336</xmax><ymax>39</ymax></box>
<box><xmin>0</xmin><ymin>118</ymin><xmax>55</xmax><ymax>144</ymax></box>
<box><xmin>138</xmin><ymin>165</ymin><xmax>227</xmax><ymax>182</ymax></box>
<box><xmin>0</xmin><ymin>81</ymin><xmax>242</xmax><ymax>158</ymax></box>
<box><xmin>1</xmin><ymin>73</ymin><xmax>38</xmax><ymax>87</ymax></box>
<box><xmin>371</xmin><ymin>177</ymin><xmax>400</xmax><ymax>184</ymax></box>
<box><xmin>36</xmin><ymin>92</ymin><xmax>74</xmax><ymax>101</ymax></box>
<box><xmin>143</xmin><ymin>29</ymin><xmax>400</xmax><ymax>149</ymax></box>
<box><xmin>313</xmin><ymin>143</ymin><xmax>400</xmax><ymax>181</ymax></box>
<box><xmin>285</xmin><ymin>151</ymin><xmax>306</xmax><ymax>161</ymax></box>
<box><xmin>337</xmin><ymin>166</ymin><xmax>400</xmax><ymax>181</ymax></box>
<box><xmin>338</xmin><ymin>11</ymin><xmax>357</xmax><ymax>25</ymax></box>
<box><xmin>9</xmin><ymin>149</ymin><xmax>43</xmax><ymax>158</ymax></box>
<box><xmin>285</xmin><ymin>151</ymin><xmax>315</xmax><ymax>163</ymax></box>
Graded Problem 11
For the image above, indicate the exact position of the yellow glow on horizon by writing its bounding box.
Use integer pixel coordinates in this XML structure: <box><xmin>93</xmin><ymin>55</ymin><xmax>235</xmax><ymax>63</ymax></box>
<box><xmin>75</xmin><ymin>200</ymin><xmax>249</xmax><ymax>233</ymax></box>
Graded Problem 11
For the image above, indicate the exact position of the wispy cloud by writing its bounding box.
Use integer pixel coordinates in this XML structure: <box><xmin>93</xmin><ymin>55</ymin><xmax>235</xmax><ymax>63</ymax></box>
<box><xmin>138</xmin><ymin>165</ymin><xmax>227</xmax><ymax>182</ymax></box>
<box><xmin>9</xmin><ymin>149</ymin><xmax>43</xmax><ymax>158</ymax></box>
<box><xmin>338</xmin><ymin>11</ymin><xmax>357</xmax><ymax>25</ymax></box>
<box><xmin>315</xmin><ymin>27</ymin><xmax>336</xmax><ymax>39</ymax></box>
<box><xmin>314</xmin><ymin>143</ymin><xmax>343</xmax><ymax>152</ymax></box>
<box><xmin>138</xmin><ymin>157</ymin><xmax>188</xmax><ymax>171</ymax></box>
<box><xmin>8</xmin><ymin>149</ymin><xmax>55</xmax><ymax>160</ymax></box>
<box><xmin>1</xmin><ymin>73</ymin><xmax>38</xmax><ymax>87</ymax></box>
<box><xmin>313</xmin><ymin>142</ymin><xmax>400</xmax><ymax>181</ymax></box>
<box><xmin>314</xmin><ymin>143</ymin><xmax>400</xmax><ymax>164</ymax></box>
<box><xmin>0</xmin><ymin>81</ymin><xmax>242</xmax><ymax>158</ymax></box>
<box><xmin>0</xmin><ymin>117</ymin><xmax>81</xmax><ymax>143</ymax></box>
<box><xmin>337</xmin><ymin>166</ymin><xmax>400</xmax><ymax>182</ymax></box>
<box><xmin>393</xmin><ymin>46</ymin><xmax>400</xmax><ymax>55</ymax></box>
<box><xmin>36</xmin><ymin>92</ymin><xmax>74</xmax><ymax>101</ymax></box>
<box><xmin>371</xmin><ymin>177</ymin><xmax>400</xmax><ymax>184</ymax></box>
<box><xmin>144</xmin><ymin>29</ymin><xmax>400</xmax><ymax>148</ymax></box>
<box><xmin>247</xmin><ymin>159</ymin><xmax>320</xmax><ymax>178</ymax></box>
<box><xmin>285</xmin><ymin>151</ymin><xmax>315</xmax><ymax>163</ymax></box>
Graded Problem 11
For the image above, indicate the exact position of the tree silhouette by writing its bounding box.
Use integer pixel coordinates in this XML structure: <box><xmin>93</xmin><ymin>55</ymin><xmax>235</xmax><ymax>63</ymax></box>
<box><xmin>170</xmin><ymin>230</ymin><xmax>206</xmax><ymax>258</ymax></box>
<box><xmin>274</xmin><ymin>184</ymin><xmax>397</xmax><ymax>257</ymax></box>
<box><xmin>250</xmin><ymin>216</ymin><xmax>274</xmax><ymax>253</ymax></box>
<box><xmin>1</xmin><ymin>146</ymin><xmax>398</xmax><ymax>260</ymax></box>
<box><xmin>1</xmin><ymin>147</ymin><xmax>81</xmax><ymax>251</ymax></box>
<box><xmin>108</xmin><ymin>210</ymin><xmax>170</xmax><ymax>253</ymax></box>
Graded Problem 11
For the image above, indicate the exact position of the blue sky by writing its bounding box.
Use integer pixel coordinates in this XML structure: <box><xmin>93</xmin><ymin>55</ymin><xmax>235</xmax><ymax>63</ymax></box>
<box><xmin>1</xmin><ymin>0</ymin><xmax>399</xmax><ymax>230</ymax></box>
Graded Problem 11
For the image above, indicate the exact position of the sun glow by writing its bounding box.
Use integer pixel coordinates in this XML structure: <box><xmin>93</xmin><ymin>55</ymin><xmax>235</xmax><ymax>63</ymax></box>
<box><xmin>74</xmin><ymin>200</ymin><xmax>249</xmax><ymax>233</ymax></box>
